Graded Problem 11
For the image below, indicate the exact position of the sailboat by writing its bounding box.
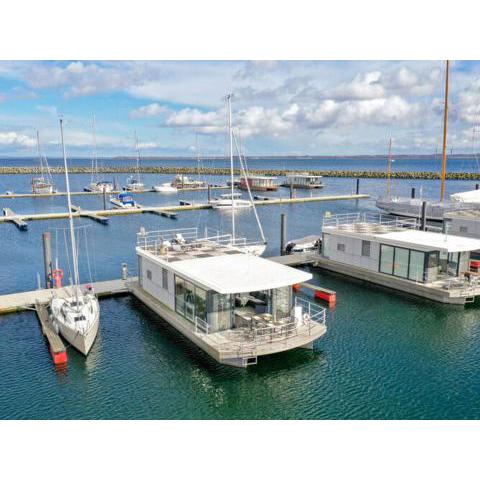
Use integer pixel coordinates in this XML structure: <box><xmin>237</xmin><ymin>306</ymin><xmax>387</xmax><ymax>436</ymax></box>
<box><xmin>50</xmin><ymin>118</ymin><xmax>100</xmax><ymax>356</ymax></box>
<box><xmin>125</xmin><ymin>131</ymin><xmax>145</xmax><ymax>191</ymax></box>
<box><xmin>84</xmin><ymin>115</ymin><xmax>113</xmax><ymax>193</ymax></box>
<box><xmin>31</xmin><ymin>130</ymin><xmax>55</xmax><ymax>194</ymax></box>
<box><xmin>376</xmin><ymin>60</ymin><xmax>478</xmax><ymax>220</ymax></box>
<box><xmin>209</xmin><ymin>94</ymin><xmax>267</xmax><ymax>256</ymax></box>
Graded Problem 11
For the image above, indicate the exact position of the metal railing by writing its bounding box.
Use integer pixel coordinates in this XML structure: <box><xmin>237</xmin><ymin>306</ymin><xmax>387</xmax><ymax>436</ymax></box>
<box><xmin>322</xmin><ymin>212</ymin><xmax>419</xmax><ymax>230</ymax></box>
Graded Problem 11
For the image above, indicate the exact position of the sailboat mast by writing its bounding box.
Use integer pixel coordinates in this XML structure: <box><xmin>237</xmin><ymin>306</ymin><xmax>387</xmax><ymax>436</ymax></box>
<box><xmin>386</xmin><ymin>137</ymin><xmax>393</xmax><ymax>197</ymax></box>
<box><xmin>227</xmin><ymin>94</ymin><xmax>235</xmax><ymax>241</ymax></box>
<box><xmin>440</xmin><ymin>60</ymin><xmax>450</xmax><ymax>202</ymax></box>
<box><xmin>36</xmin><ymin>130</ymin><xmax>44</xmax><ymax>180</ymax></box>
<box><xmin>60</xmin><ymin>119</ymin><xmax>80</xmax><ymax>295</ymax></box>
<box><xmin>134</xmin><ymin>131</ymin><xmax>141</xmax><ymax>183</ymax></box>
<box><xmin>91</xmin><ymin>114</ymin><xmax>98</xmax><ymax>184</ymax></box>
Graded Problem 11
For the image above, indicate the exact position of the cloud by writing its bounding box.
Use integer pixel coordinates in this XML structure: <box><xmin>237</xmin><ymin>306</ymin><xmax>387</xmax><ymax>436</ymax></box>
<box><xmin>323</xmin><ymin>71</ymin><xmax>385</xmax><ymax>101</ymax></box>
<box><xmin>0</xmin><ymin>131</ymin><xmax>36</xmax><ymax>148</ymax></box>
<box><xmin>129</xmin><ymin>103</ymin><xmax>169</xmax><ymax>118</ymax></box>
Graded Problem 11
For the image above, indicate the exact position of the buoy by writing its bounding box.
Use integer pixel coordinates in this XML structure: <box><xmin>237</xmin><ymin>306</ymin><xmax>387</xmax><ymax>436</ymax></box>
<box><xmin>292</xmin><ymin>284</ymin><xmax>301</xmax><ymax>291</ymax></box>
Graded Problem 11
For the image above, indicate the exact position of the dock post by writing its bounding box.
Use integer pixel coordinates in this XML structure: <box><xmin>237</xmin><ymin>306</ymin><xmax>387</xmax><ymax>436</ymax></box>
<box><xmin>42</xmin><ymin>232</ymin><xmax>53</xmax><ymax>288</ymax></box>
<box><xmin>476</xmin><ymin>184</ymin><xmax>479</xmax><ymax>190</ymax></box>
<box><xmin>421</xmin><ymin>201</ymin><xmax>427</xmax><ymax>231</ymax></box>
<box><xmin>289</xmin><ymin>185</ymin><xmax>296</xmax><ymax>199</ymax></box>
<box><xmin>411</xmin><ymin>187</ymin><xmax>416</xmax><ymax>199</ymax></box>
<box><xmin>103</xmin><ymin>189</ymin><xmax>107</xmax><ymax>210</ymax></box>
<box><xmin>280</xmin><ymin>213</ymin><xmax>287</xmax><ymax>256</ymax></box>
<box><xmin>207</xmin><ymin>184</ymin><xmax>211</xmax><ymax>202</ymax></box>
<box><xmin>356</xmin><ymin>178</ymin><xmax>360</xmax><ymax>195</ymax></box>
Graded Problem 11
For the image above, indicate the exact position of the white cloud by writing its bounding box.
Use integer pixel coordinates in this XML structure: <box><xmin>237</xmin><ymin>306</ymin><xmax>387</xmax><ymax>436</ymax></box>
<box><xmin>129</xmin><ymin>103</ymin><xmax>169</xmax><ymax>118</ymax></box>
<box><xmin>324</xmin><ymin>71</ymin><xmax>385</xmax><ymax>101</ymax></box>
<box><xmin>0</xmin><ymin>131</ymin><xmax>36</xmax><ymax>148</ymax></box>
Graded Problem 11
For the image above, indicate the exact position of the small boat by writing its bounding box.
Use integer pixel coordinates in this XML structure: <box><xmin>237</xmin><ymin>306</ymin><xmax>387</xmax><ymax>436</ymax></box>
<box><xmin>5</xmin><ymin>190</ymin><xmax>14</xmax><ymax>196</ymax></box>
<box><xmin>84</xmin><ymin>181</ymin><xmax>114</xmax><ymax>193</ymax></box>
<box><xmin>110</xmin><ymin>192</ymin><xmax>137</xmax><ymax>208</ymax></box>
<box><xmin>210</xmin><ymin>192</ymin><xmax>252</xmax><ymax>209</ymax></box>
<box><xmin>285</xmin><ymin>235</ymin><xmax>322</xmax><ymax>254</ymax></box>
<box><xmin>32</xmin><ymin>131</ymin><xmax>55</xmax><ymax>194</ymax></box>
<box><xmin>153</xmin><ymin>182</ymin><xmax>178</xmax><ymax>193</ymax></box>
<box><xmin>125</xmin><ymin>132</ymin><xmax>145</xmax><ymax>191</ymax></box>
<box><xmin>50</xmin><ymin>119</ymin><xmax>100</xmax><ymax>356</ymax></box>
<box><xmin>171</xmin><ymin>174</ymin><xmax>206</xmax><ymax>189</ymax></box>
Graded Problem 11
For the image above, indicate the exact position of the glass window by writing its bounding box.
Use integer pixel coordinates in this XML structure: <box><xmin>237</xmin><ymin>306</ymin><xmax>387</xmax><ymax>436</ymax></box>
<box><xmin>208</xmin><ymin>292</ymin><xmax>232</xmax><ymax>332</ymax></box>
<box><xmin>448</xmin><ymin>252</ymin><xmax>459</xmax><ymax>276</ymax></box>
<box><xmin>337</xmin><ymin>243</ymin><xmax>346</xmax><ymax>252</ymax></box>
<box><xmin>322</xmin><ymin>233</ymin><xmax>330</xmax><ymax>257</ymax></box>
<box><xmin>408</xmin><ymin>250</ymin><xmax>425</xmax><ymax>282</ymax></box>
<box><xmin>183</xmin><ymin>281</ymin><xmax>195</xmax><ymax>322</ymax></box>
<box><xmin>380</xmin><ymin>245</ymin><xmax>394</xmax><ymax>274</ymax></box>
<box><xmin>162</xmin><ymin>268</ymin><xmax>168</xmax><ymax>290</ymax></box>
<box><xmin>460</xmin><ymin>226</ymin><xmax>468</xmax><ymax>233</ymax></box>
<box><xmin>361</xmin><ymin>240</ymin><xmax>371</xmax><ymax>257</ymax></box>
<box><xmin>393</xmin><ymin>247</ymin><xmax>409</xmax><ymax>278</ymax></box>
<box><xmin>194</xmin><ymin>286</ymin><xmax>207</xmax><ymax>322</ymax></box>
<box><xmin>175</xmin><ymin>276</ymin><xmax>185</xmax><ymax>316</ymax></box>
<box><xmin>147</xmin><ymin>269</ymin><xmax>152</xmax><ymax>280</ymax></box>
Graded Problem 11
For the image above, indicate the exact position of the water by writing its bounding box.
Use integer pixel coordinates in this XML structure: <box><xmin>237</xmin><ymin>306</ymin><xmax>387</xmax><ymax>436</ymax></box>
<box><xmin>1</xmin><ymin>161</ymin><xmax>480</xmax><ymax>419</ymax></box>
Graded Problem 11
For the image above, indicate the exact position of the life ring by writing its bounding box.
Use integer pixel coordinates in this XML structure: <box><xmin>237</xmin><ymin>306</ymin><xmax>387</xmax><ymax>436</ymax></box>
<box><xmin>52</xmin><ymin>269</ymin><xmax>64</xmax><ymax>288</ymax></box>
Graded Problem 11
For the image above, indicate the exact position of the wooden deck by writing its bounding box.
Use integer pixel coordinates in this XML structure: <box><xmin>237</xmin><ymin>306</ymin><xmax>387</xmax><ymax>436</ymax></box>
<box><xmin>0</xmin><ymin>278</ymin><xmax>133</xmax><ymax>315</ymax></box>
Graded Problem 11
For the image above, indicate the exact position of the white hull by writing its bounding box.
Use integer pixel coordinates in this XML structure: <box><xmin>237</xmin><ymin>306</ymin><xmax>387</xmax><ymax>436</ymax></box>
<box><xmin>125</xmin><ymin>184</ymin><xmax>145</xmax><ymax>192</ymax></box>
<box><xmin>153</xmin><ymin>183</ymin><xmax>178</xmax><ymax>193</ymax></box>
<box><xmin>32</xmin><ymin>184</ymin><xmax>54</xmax><ymax>194</ymax></box>
<box><xmin>84</xmin><ymin>182</ymin><xmax>114</xmax><ymax>193</ymax></box>
<box><xmin>237</xmin><ymin>243</ymin><xmax>266</xmax><ymax>256</ymax></box>
<box><xmin>110</xmin><ymin>197</ymin><xmax>137</xmax><ymax>208</ymax></box>
<box><xmin>210</xmin><ymin>199</ymin><xmax>252</xmax><ymax>210</ymax></box>
<box><xmin>50</xmin><ymin>293</ymin><xmax>100</xmax><ymax>355</ymax></box>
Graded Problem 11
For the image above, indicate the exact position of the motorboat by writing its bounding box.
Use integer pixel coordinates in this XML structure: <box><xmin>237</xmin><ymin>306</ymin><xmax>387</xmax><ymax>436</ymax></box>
<box><xmin>153</xmin><ymin>182</ymin><xmax>178</xmax><ymax>193</ymax></box>
<box><xmin>210</xmin><ymin>192</ymin><xmax>252</xmax><ymax>209</ymax></box>
<box><xmin>110</xmin><ymin>192</ymin><xmax>137</xmax><ymax>208</ymax></box>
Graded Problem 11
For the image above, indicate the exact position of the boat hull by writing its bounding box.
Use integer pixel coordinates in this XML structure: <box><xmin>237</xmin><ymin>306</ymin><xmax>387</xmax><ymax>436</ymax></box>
<box><xmin>57</xmin><ymin>315</ymin><xmax>99</xmax><ymax>355</ymax></box>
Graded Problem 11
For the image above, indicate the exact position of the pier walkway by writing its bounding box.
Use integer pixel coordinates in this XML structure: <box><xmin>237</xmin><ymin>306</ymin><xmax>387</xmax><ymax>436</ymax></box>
<box><xmin>0</xmin><ymin>193</ymin><xmax>369</xmax><ymax>227</ymax></box>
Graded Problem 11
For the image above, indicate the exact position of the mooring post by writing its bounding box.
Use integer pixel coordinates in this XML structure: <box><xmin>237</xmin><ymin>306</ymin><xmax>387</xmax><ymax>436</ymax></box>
<box><xmin>42</xmin><ymin>232</ymin><xmax>52</xmax><ymax>288</ymax></box>
<box><xmin>421</xmin><ymin>201</ymin><xmax>427</xmax><ymax>231</ymax></box>
<box><xmin>103</xmin><ymin>189</ymin><xmax>107</xmax><ymax>210</ymax></box>
<box><xmin>476</xmin><ymin>184</ymin><xmax>479</xmax><ymax>190</ymax></box>
<box><xmin>207</xmin><ymin>184</ymin><xmax>211</xmax><ymax>202</ymax></box>
<box><xmin>411</xmin><ymin>187</ymin><xmax>416</xmax><ymax>199</ymax></box>
<box><xmin>280</xmin><ymin>213</ymin><xmax>287</xmax><ymax>256</ymax></box>
<box><xmin>289</xmin><ymin>184</ymin><xmax>296</xmax><ymax>199</ymax></box>
<box><xmin>356</xmin><ymin>178</ymin><xmax>360</xmax><ymax>195</ymax></box>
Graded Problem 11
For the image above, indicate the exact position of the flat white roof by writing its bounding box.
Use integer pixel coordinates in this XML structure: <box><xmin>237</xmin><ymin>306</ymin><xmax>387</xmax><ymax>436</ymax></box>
<box><xmin>375</xmin><ymin>229</ymin><xmax>480</xmax><ymax>253</ymax></box>
<box><xmin>139</xmin><ymin>250</ymin><xmax>312</xmax><ymax>294</ymax></box>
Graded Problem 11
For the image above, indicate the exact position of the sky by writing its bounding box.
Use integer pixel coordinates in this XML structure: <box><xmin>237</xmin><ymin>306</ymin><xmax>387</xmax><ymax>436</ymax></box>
<box><xmin>0</xmin><ymin>60</ymin><xmax>480</xmax><ymax>158</ymax></box>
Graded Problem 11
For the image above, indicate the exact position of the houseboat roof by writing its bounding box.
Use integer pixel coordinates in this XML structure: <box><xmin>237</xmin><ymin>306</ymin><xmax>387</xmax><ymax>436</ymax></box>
<box><xmin>286</xmin><ymin>172</ymin><xmax>322</xmax><ymax>178</ymax></box>
<box><xmin>374</xmin><ymin>230</ymin><xmax>480</xmax><ymax>253</ymax></box>
<box><xmin>138</xmin><ymin>248</ymin><xmax>311</xmax><ymax>294</ymax></box>
<box><xmin>244</xmin><ymin>175</ymin><xmax>277</xmax><ymax>180</ymax></box>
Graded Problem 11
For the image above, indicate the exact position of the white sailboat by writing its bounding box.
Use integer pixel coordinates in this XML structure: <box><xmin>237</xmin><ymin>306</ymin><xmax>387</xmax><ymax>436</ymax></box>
<box><xmin>125</xmin><ymin>131</ymin><xmax>145</xmax><ymax>191</ymax></box>
<box><xmin>84</xmin><ymin>115</ymin><xmax>113</xmax><ymax>193</ymax></box>
<box><xmin>210</xmin><ymin>94</ymin><xmax>267</xmax><ymax>256</ymax></box>
<box><xmin>50</xmin><ymin>118</ymin><xmax>100</xmax><ymax>356</ymax></box>
<box><xmin>31</xmin><ymin>130</ymin><xmax>55</xmax><ymax>194</ymax></box>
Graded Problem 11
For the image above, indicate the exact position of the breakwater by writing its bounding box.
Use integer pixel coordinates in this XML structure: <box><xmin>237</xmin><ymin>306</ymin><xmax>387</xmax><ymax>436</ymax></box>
<box><xmin>2</xmin><ymin>166</ymin><xmax>480</xmax><ymax>180</ymax></box>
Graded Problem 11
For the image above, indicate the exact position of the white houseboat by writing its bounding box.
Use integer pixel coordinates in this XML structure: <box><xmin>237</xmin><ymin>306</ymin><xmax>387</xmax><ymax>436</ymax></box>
<box><xmin>281</xmin><ymin>172</ymin><xmax>324</xmax><ymax>189</ymax></box>
<box><xmin>240</xmin><ymin>175</ymin><xmax>278</xmax><ymax>191</ymax></box>
<box><xmin>318</xmin><ymin>212</ymin><xmax>480</xmax><ymax>305</ymax></box>
<box><xmin>132</xmin><ymin>227</ymin><xmax>327</xmax><ymax>367</ymax></box>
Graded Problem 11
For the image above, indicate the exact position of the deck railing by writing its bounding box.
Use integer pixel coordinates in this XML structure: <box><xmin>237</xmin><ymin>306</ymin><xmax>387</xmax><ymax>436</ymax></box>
<box><xmin>323</xmin><ymin>212</ymin><xmax>419</xmax><ymax>230</ymax></box>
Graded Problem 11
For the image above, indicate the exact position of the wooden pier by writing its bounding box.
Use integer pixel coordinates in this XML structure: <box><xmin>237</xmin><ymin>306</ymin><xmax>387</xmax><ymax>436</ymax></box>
<box><xmin>35</xmin><ymin>302</ymin><xmax>67</xmax><ymax>365</ymax></box>
<box><xmin>3</xmin><ymin>207</ymin><xmax>28</xmax><ymax>230</ymax></box>
<box><xmin>70</xmin><ymin>205</ymin><xmax>109</xmax><ymax>224</ymax></box>
<box><xmin>0</xmin><ymin>193</ymin><xmax>369</xmax><ymax>227</ymax></box>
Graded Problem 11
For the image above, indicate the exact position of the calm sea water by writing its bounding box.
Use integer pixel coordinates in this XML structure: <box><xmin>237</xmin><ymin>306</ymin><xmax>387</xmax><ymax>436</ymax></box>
<box><xmin>1</xmin><ymin>159</ymin><xmax>480</xmax><ymax>419</ymax></box>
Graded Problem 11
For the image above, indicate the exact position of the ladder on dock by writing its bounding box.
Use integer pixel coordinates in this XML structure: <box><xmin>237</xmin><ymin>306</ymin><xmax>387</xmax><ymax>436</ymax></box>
<box><xmin>3</xmin><ymin>208</ymin><xmax>28</xmax><ymax>230</ymax></box>
<box><xmin>70</xmin><ymin>205</ymin><xmax>109</xmax><ymax>225</ymax></box>
<box><xmin>35</xmin><ymin>302</ymin><xmax>67</xmax><ymax>365</ymax></box>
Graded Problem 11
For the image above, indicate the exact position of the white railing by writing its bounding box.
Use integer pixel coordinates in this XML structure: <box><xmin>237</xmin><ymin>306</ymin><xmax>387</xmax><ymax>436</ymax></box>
<box><xmin>194</xmin><ymin>316</ymin><xmax>209</xmax><ymax>334</ymax></box>
<box><xmin>322</xmin><ymin>212</ymin><xmax>419</xmax><ymax>230</ymax></box>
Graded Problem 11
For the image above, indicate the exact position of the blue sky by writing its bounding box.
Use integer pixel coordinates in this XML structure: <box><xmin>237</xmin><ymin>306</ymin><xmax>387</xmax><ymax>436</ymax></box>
<box><xmin>1</xmin><ymin>60</ymin><xmax>480</xmax><ymax>157</ymax></box>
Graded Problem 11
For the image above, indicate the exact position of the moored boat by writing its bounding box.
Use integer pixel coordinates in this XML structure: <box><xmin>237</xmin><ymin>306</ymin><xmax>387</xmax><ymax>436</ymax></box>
<box><xmin>110</xmin><ymin>192</ymin><xmax>137</xmax><ymax>208</ymax></box>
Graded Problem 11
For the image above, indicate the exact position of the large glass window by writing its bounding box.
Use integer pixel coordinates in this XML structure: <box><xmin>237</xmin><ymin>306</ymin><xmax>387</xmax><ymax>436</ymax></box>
<box><xmin>408</xmin><ymin>250</ymin><xmax>425</xmax><ymax>282</ymax></box>
<box><xmin>380</xmin><ymin>245</ymin><xmax>394</xmax><ymax>274</ymax></box>
<box><xmin>448</xmin><ymin>252</ymin><xmax>459</xmax><ymax>276</ymax></box>
<box><xmin>208</xmin><ymin>293</ymin><xmax>232</xmax><ymax>332</ymax></box>
<box><xmin>361</xmin><ymin>240</ymin><xmax>371</xmax><ymax>257</ymax></box>
<box><xmin>175</xmin><ymin>276</ymin><xmax>207</xmax><ymax>324</ymax></box>
<box><xmin>194</xmin><ymin>287</ymin><xmax>207</xmax><ymax>322</ymax></box>
<box><xmin>183</xmin><ymin>280</ymin><xmax>195</xmax><ymax>322</ymax></box>
<box><xmin>394</xmin><ymin>247</ymin><xmax>409</xmax><ymax>278</ymax></box>
<box><xmin>175</xmin><ymin>276</ymin><xmax>185</xmax><ymax>316</ymax></box>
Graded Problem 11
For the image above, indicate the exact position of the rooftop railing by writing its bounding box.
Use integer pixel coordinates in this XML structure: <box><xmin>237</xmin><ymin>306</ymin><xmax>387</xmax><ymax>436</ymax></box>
<box><xmin>322</xmin><ymin>212</ymin><xmax>419</xmax><ymax>231</ymax></box>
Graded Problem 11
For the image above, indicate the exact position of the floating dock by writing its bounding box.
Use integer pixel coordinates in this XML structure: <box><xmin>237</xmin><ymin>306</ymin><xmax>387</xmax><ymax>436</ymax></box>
<box><xmin>70</xmin><ymin>205</ymin><xmax>109</xmax><ymax>224</ymax></box>
<box><xmin>35</xmin><ymin>302</ymin><xmax>67</xmax><ymax>365</ymax></box>
<box><xmin>0</xmin><ymin>193</ymin><xmax>369</xmax><ymax>227</ymax></box>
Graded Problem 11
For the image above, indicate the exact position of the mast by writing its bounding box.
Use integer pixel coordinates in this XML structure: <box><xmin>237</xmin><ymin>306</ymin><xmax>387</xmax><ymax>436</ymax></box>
<box><xmin>60</xmin><ymin>118</ymin><xmax>80</xmax><ymax>301</ymax></box>
<box><xmin>134</xmin><ymin>131</ymin><xmax>141</xmax><ymax>183</ymax></box>
<box><xmin>386</xmin><ymin>137</ymin><xmax>393</xmax><ymax>197</ymax></box>
<box><xmin>227</xmin><ymin>94</ymin><xmax>235</xmax><ymax>242</ymax></box>
<box><xmin>91</xmin><ymin>114</ymin><xmax>98</xmax><ymax>184</ymax></box>
<box><xmin>36</xmin><ymin>130</ymin><xmax>44</xmax><ymax>180</ymax></box>
<box><xmin>440</xmin><ymin>60</ymin><xmax>450</xmax><ymax>202</ymax></box>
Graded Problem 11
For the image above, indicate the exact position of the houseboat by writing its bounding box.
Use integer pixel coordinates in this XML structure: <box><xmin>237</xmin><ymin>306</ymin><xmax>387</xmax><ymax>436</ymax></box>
<box><xmin>318</xmin><ymin>212</ymin><xmax>480</xmax><ymax>305</ymax></box>
<box><xmin>132</xmin><ymin>227</ymin><xmax>327</xmax><ymax>367</ymax></box>
<box><xmin>172</xmin><ymin>175</ymin><xmax>206</xmax><ymax>189</ymax></box>
<box><xmin>239</xmin><ymin>175</ymin><xmax>278</xmax><ymax>191</ymax></box>
<box><xmin>281</xmin><ymin>172</ymin><xmax>324</xmax><ymax>189</ymax></box>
